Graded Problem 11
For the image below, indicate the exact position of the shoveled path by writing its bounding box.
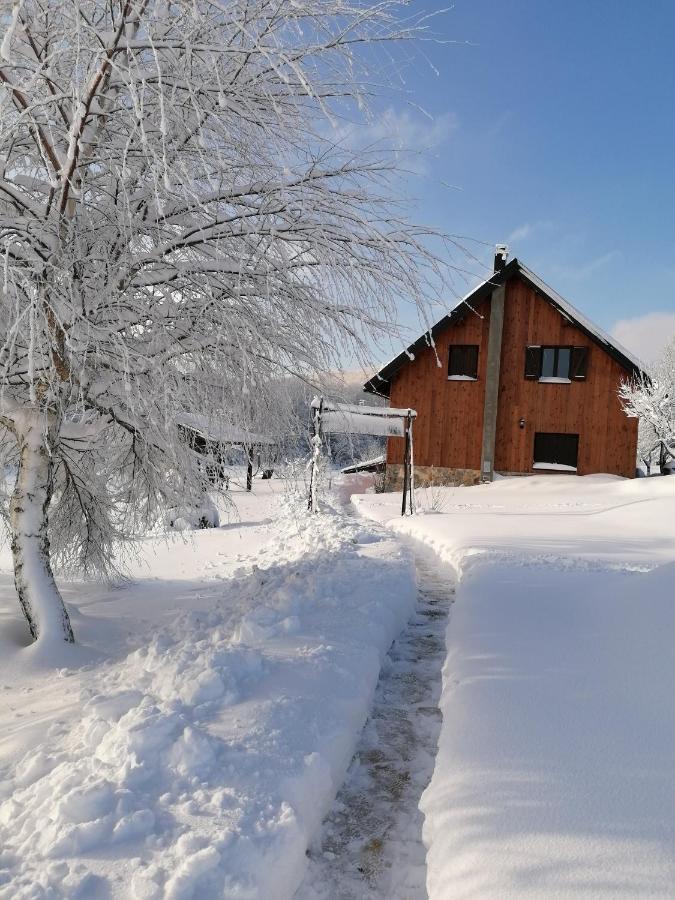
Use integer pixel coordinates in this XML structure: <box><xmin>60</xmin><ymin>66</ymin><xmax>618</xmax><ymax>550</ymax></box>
<box><xmin>295</xmin><ymin>552</ymin><xmax>453</xmax><ymax>899</ymax></box>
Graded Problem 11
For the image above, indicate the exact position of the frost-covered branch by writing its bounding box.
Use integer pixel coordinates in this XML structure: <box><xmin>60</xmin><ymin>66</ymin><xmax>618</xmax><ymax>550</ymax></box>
<box><xmin>0</xmin><ymin>0</ymin><xmax>458</xmax><ymax>643</ymax></box>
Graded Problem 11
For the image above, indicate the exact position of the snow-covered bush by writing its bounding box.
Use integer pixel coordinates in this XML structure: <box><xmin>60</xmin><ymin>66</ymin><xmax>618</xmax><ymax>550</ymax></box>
<box><xmin>166</xmin><ymin>497</ymin><xmax>220</xmax><ymax>531</ymax></box>
<box><xmin>415</xmin><ymin>472</ymin><xmax>450</xmax><ymax>514</ymax></box>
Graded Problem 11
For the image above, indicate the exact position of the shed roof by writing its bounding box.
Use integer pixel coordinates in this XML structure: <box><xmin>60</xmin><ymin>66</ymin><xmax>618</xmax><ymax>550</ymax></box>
<box><xmin>364</xmin><ymin>258</ymin><xmax>646</xmax><ymax>397</ymax></box>
<box><xmin>177</xmin><ymin>413</ymin><xmax>276</xmax><ymax>446</ymax></box>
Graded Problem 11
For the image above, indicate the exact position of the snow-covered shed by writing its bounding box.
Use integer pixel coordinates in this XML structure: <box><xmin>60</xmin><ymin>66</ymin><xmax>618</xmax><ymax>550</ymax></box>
<box><xmin>177</xmin><ymin>413</ymin><xmax>277</xmax><ymax>488</ymax></box>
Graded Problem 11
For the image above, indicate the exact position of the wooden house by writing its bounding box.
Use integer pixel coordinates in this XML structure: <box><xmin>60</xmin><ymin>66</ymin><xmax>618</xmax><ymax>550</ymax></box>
<box><xmin>364</xmin><ymin>250</ymin><xmax>644</xmax><ymax>487</ymax></box>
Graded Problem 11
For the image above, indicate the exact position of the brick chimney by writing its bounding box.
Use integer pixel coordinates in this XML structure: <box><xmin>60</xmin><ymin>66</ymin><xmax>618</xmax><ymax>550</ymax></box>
<box><xmin>494</xmin><ymin>244</ymin><xmax>509</xmax><ymax>272</ymax></box>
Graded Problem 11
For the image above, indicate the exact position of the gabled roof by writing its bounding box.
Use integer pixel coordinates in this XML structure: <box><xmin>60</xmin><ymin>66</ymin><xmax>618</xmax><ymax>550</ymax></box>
<box><xmin>364</xmin><ymin>258</ymin><xmax>646</xmax><ymax>396</ymax></box>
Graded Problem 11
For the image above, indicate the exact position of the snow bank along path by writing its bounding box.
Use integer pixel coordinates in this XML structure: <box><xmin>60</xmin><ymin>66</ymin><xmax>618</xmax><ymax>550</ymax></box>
<box><xmin>296</xmin><ymin>550</ymin><xmax>451</xmax><ymax>899</ymax></box>
<box><xmin>355</xmin><ymin>475</ymin><xmax>675</xmax><ymax>899</ymax></box>
<box><xmin>0</xmin><ymin>501</ymin><xmax>416</xmax><ymax>899</ymax></box>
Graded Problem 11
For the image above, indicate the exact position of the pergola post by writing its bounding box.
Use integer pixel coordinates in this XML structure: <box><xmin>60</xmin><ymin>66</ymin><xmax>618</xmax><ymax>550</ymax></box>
<box><xmin>408</xmin><ymin>411</ymin><xmax>415</xmax><ymax>515</ymax></box>
<box><xmin>401</xmin><ymin>410</ymin><xmax>415</xmax><ymax>516</ymax></box>
<box><xmin>401</xmin><ymin>416</ymin><xmax>410</xmax><ymax>515</ymax></box>
<box><xmin>308</xmin><ymin>398</ymin><xmax>323</xmax><ymax>512</ymax></box>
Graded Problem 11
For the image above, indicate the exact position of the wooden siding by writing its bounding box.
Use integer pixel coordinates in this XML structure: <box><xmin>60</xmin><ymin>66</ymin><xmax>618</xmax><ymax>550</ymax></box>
<box><xmin>386</xmin><ymin>274</ymin><xmax>638</xmax><ymax>478</ymax></box>
<box><xmin>494</xmin><ymin>278</ymin><xmax>637</xmax><ymax>477</ymax></box>
<box><xmin>387</xmin><ymin>297</ymin><xmax>491</xmax><ymax>469</ymax></box>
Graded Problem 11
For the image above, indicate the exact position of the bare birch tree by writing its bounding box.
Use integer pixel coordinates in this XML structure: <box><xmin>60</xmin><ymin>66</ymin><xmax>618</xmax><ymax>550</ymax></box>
<box><xmin>0</xmin><ymin>0</ymin><xmax>452</xmax><ymax>644</ymax></box>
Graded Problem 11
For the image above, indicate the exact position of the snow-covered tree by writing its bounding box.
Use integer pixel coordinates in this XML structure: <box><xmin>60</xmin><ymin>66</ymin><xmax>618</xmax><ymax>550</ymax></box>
<box><xmin>620</xmin><ymin>340</ymin><xmax>675</xmax><ymax>469</ymax></box>
<box><xmin>636</xmin><ymin>417</ymin><xmax>660</xmax><ymax>473</ymax></box>
<box><xmin>0</xmin><ymin>0</ymin><xmax>452</xmax><ymax>644</ymax></box>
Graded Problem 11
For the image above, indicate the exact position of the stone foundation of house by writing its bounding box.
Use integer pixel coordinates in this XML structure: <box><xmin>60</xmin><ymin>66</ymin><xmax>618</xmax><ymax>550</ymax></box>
<box><xmin>384</xmin><ymin>463</ymin><xmax>482</xmax><ymax>491</ymax></box>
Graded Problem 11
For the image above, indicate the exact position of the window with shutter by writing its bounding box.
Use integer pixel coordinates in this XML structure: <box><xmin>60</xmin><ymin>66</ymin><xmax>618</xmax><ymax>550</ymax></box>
<box><xmin>448</xmin><ymin>345</ymin><xmax>479</xmax><ymax>380</ymax></box>
<box><xmin>570</xmin><ymin>346</ymin><xmax>588</xmax><ymax>379</ymax></box>
<box><xmin>524</xmin><ymin>346</ymin><xmax>542</xmax><ymax>378</ymax></box>
<box><xmin>525</xmin><ymin>345</ymin><xmax>588</xmax><ymax>382</ymax></box>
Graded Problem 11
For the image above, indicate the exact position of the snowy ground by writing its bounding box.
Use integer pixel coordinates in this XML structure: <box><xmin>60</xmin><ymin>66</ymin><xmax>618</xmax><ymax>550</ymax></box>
<box><xmin>296</xmin><ymin>550</ymin><xmax>451</xmax><ymax>900</ymax></box>
<box><xmin>3</xmin><ymin>471</ymin><xmax>674</xmax><ymax>899</ymax></box>
<box><xmin>356</xmin><ymin>474</ymin><xmax>675</xmax><ymax>899</ymax></box>
<box><xmin>0</xmin><ymin>474</ymin><xmax>417</xmax><ymax>899</ymax></box>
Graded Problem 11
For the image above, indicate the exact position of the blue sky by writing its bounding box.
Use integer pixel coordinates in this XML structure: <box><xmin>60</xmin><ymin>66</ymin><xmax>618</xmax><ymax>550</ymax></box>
<box><xmin>366</xmin><ymin>0</ymin><xmax>675</xmax><ymax>363</ymax></box>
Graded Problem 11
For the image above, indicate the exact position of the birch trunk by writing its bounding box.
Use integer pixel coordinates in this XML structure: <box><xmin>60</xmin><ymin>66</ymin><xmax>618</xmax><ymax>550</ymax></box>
<box><xmin>9</xmin><ymin>413</ymin><xmax>74</xmax><ymax>643</ymax></box>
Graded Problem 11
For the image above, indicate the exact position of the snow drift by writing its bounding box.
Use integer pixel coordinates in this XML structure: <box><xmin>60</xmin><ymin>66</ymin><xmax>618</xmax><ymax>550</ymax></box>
<box><xmin>0</xmin><ymin>503</ymin><xmax>416</xmax><ymax>899</ymax></box>
<box><xmin>356</xmin><ymin>474</ymin><xmax>675</xmax><ymax>898</ymax></box>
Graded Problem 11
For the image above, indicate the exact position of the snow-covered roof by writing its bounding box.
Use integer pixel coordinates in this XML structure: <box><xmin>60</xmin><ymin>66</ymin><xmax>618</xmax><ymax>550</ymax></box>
<box><xmin>517</xmin><ymin>262</ymin><xmax>645</xmax><ymax>372</ymax></box>
<box><xmin>177</xmin><ymin>413</ymin><xmax>276</xmax><ymax>446</ymax></box>
<box><xmin>341</xmin><ymin>455</ymin><xmax>385</xmax><ymax>474</ymax></box>
<box><xmin>364</xmin><ymin>258</ymin><xmax>646</xmax><ymax>396</ymax></box>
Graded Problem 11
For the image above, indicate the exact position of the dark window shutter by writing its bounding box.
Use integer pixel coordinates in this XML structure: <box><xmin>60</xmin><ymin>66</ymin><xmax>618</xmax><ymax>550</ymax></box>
<box><xmin>448</xmin><ymin>345</ymin><xmax>479</xmax><ymax>378</ymax></box>
<box><xmin>466</xmin><ymin>345</ymin><xmax>478</xmax><ymax>379</ymax></box>
<box><xmin>448</xmin><ymin>347</ymin><xmax>458</xmax><ymax>376</ymax></box>
<box><xmin>570</xmin><ymin>346</ymin><xmax>588</xmax><ymax>379</ymax></box>
<box><xmin>524</xmin><ymin>346</ymin><xmax>542</xmax><ymax>379</ymax></box>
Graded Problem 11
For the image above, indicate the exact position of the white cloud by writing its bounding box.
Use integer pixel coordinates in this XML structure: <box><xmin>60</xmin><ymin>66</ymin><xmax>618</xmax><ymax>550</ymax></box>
<box><xmin>611</xmin><ymin>312</ymin><xmax>675</xmax><ymax>365</ymax></box>
<box><xmin>504</xmin><ymin>220</ymin><xmax>554</xmax><ymax>250</ymax></box>
<box><xmin>507</xmin><ymin>223</ymin><xmax>533</xmax><ymax>243</ymax></box>
<box><xmin>361</xmin><ymin>107</ymin><xmax>457</xmax><ymax>149</ymax></box>
<box><xmin>553</xmin><ymin>250</ymin><xmax>620</xmax><ymax>281</ymax></box>
<box><xmin>330</xmin><ymin>106</ymin><xmax>457</xmax><ymax>173</ymax></box>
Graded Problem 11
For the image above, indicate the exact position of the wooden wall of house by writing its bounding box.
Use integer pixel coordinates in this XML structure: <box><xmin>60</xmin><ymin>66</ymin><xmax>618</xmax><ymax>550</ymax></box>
<box><xmin>494</xmin><ymin>277</ymin><xmax>637</xmax><ymax>477</ymax></box>
<box><xmin>387</xmin><ymin>297</ymin><xmax>491</xmax><ymax>469</ymax></box>
<box><xmin>386</xmin><ymin>274</ymin><xmax>638</xmax><ymax>477</ymax></box>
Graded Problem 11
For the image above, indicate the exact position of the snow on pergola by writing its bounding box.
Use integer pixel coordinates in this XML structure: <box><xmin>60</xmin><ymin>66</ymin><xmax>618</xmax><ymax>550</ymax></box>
<box><xmin>309</xmin><ymin>398</ymin><xmax>417</xmax><ymax>515</ymax></box>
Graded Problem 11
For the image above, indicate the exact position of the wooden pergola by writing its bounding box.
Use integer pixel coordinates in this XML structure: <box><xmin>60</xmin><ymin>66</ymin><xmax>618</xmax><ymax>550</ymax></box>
<box><xmin>309</xmin><ymin>398</ymin><xmax>417</xmax><ymax>515</ymax></box>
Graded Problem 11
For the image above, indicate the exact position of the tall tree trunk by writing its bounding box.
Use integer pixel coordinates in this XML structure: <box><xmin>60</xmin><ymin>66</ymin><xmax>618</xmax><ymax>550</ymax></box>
<box><xmin>9</xmin><ymin>414</ymin><xmax>74</xmax><ymax>643</ymax></box>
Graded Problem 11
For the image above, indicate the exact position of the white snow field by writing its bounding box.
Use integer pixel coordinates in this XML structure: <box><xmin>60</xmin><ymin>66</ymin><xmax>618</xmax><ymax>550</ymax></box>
<box><xmin>355</xmin><ymin>474</ymin><xmax>675</xmax><ymax>899</ymax></box>
<box><xmin>0</xmin><ymin>477</ymin><xmax>417</xmax><ymax>899</ymax></box>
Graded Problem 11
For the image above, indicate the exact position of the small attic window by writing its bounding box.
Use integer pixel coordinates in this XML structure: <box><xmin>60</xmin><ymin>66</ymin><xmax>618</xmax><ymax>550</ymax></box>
<box><xmin>448</xmin><ymin>345</ymin><xmax>478</xmax><ymax>381</ymax></box>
